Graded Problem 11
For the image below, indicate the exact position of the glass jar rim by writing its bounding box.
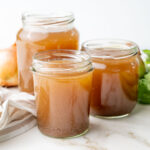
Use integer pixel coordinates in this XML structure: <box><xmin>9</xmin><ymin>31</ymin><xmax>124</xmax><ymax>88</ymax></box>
<box><xmin>32</xmin><ymin>49</ymin><xmax>93</xmax><ymax>75</ymax></box>
<box><xmin>22</xmin><ymin>11</ymin><xmax>75</xmax><ymax>26</ymax></box>
<box><xmin>82</xmin><ymin>39</ymin><xmax>139</xmax><ymax>59</ymax></box>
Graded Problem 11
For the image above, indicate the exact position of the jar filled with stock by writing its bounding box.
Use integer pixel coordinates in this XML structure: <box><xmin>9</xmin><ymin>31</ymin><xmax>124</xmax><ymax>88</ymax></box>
<box><xmin>82</xmin><ymin>39</ymin><xmax>141</xmax><ymax>118</ymax></box>
<box><xmin>16</xmin><ymin>11</ymin><xmax>79</xmax><ymax>94</ymax></box>
<box><xmin>32</xmin><ymin>50</ymin><xmax>93</xmax><ymax>138</ymax></box>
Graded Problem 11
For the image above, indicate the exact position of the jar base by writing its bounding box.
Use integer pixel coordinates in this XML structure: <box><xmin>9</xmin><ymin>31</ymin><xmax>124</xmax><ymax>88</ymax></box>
<box><xmin>38</xmin><ymin>126</ymin><xmax>89</xmax><ymax>139</ymax></box>
<box><xmin>92</xmin><ymin>113</ymin><xmax>129</xmax><ymax>119</ymax></box>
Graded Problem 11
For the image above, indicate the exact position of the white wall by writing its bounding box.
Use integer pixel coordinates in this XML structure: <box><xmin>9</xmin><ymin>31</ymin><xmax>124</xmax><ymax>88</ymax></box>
<box><xmin>0</xmin><ymin>0</ymin><xmax>149</xmax><ymax>49</ymax></box>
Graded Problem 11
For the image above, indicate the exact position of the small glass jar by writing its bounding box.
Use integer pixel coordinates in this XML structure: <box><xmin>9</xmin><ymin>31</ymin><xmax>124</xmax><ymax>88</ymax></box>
<box><xmin>32</xmin><ymin>50</ymin><xmax>93</xmax><ymax>138</ymax></box>
<box><xmin>16</xmin><ymin>11</ymin><xmax>79</xmax><ymax>94</ymax></box>
<box><xmin>82</xmin><ymin>39</ymin><xmax>140</xmax><ymax>118</ymax></box>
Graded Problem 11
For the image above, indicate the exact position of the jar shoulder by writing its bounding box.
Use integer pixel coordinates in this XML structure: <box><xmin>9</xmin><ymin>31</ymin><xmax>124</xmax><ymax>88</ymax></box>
<box><xmin>16</xmin><ymin>27</ymin><xmax>79</xmax><ymax>42</ymax></box>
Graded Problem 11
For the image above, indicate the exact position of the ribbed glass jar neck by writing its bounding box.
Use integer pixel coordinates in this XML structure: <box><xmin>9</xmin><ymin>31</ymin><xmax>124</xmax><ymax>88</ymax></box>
<box><xmin>32</xmin><ymin>50</ymin><xmax>93</xmax><ymax>76</ymax></box>
<box><xmin>82</xmin><ymin>39</ymin><xmax>139</xmax><ymax>59</ymax></box>
<box><xmin>22</xmin><ymin>11</ymin><xmax>75</xmax><ymax>32</ymax></box>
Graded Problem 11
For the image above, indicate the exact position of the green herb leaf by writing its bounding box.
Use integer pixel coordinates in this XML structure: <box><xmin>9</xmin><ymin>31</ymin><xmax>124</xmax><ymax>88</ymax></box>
<box><xmin>138</xmin><ymin>72</ymin><xmax>150</xmax><ymax>104</ymax></box>
<box><xmin>143</xmin><ymin>49</ymin><xmax>150</xmax><ymax>71</ymax></box>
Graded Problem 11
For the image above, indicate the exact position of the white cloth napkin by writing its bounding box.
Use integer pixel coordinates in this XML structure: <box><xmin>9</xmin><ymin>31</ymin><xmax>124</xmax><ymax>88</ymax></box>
<box><xmin>0</xmin><ymin>87</ymin><xmax>36</xmax><ymax>142</ymax></box>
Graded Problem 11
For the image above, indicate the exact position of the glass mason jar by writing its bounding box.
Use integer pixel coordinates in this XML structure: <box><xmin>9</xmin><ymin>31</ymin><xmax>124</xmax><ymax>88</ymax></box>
<box><xmin>32</xmin><ymin>50</ymin><xmax>93</xmax><ymax>138</ymax></box>
<box><xmin>82</xmin><ymin>39</ymin><xmax>141</xmax><ymax>118</ymax></box>
<box><xmin>16</xmin><ymin>11</ymin><xmax>79</xmax><ymax>94</ymax></box>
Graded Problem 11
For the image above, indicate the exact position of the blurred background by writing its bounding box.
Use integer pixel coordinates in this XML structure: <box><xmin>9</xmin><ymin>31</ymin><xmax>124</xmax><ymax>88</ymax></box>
<box><xmin>0</xmin><ymin>0</ymin><xmax>149</xmax><ymax>49</ymax></box>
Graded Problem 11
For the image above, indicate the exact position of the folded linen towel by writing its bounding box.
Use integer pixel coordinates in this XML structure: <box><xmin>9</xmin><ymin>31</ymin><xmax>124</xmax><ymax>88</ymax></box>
<box><xmin>0</xmin><ymin>87</ymin><xmax>36</xmax><ymax>142</ymax></box>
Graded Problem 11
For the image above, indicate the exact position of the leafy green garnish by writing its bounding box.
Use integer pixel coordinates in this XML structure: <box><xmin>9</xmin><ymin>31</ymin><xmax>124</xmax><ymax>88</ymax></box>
<box><xmin>143</xmin><ymin>49</ymin><xmax>150</xmax><ymax>71</ymax></box>
<box><xmin>138</xmin><ymin>49</ymin><xmax>150</xmax><ymax>104</ymax></box>
<box><xmin>139</xmin><ymin>58</ymin><xmax>146</xmax><ymax>78</ymax></box>
<box><xmin>138</xmin><ymin>72</ymin><xmax>150</xmax><ymax>104</ymax></box>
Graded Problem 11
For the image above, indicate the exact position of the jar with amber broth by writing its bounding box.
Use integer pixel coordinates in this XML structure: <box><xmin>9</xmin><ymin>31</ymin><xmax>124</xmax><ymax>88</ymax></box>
<box><xmin>16</xmin><ymin>11</ymin><xmax>79</xmax><ymax>94</ymax></box>
<box><xmin>32</xmin><ymin>50</ymin><xmax>93</xmax><ymax>138</ymax></box>
<box><xmin>82</xmin><ymin>39</ymin><xmax>141</xmax><ymax>118</ymax></box>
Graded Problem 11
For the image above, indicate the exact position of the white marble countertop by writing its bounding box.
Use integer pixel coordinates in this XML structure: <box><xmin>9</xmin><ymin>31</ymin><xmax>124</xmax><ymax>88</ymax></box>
<box><xmin>1</xmin><ymin>103</ymin><xmax>150</xmax><ymax>150</ymax></box>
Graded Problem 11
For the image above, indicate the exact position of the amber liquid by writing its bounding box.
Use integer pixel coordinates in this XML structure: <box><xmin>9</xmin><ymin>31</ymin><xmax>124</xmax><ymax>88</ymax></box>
<box><xmin>16</xmin><ymin>28</ymin><xmax>79</xmax><ymax>94</ymax></box>
<box><xmin>90</xmin><ymin>52</ymin><xmax>138</xmax><ymax>117</ymax></box>
<box><xmin>33</xmin><ymin>71</ymin><xmax>93</xmax><ymax>138</ymax></box>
